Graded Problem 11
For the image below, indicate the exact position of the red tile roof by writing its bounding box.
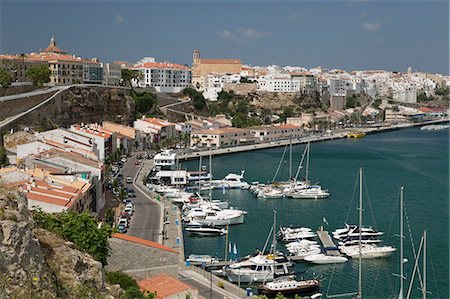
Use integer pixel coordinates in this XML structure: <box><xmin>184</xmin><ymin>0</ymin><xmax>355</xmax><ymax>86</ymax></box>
<box><xmin>193</xmin><ymin>127</ymin><xmax>249</xmax><ymax>135</ymax></box>
<box><xmin>138</xmin><ymin>273</ymin><xmax>195</xmax><ymax>299</ymax></box>
<box><xmin>200</xmin><ymin>59</ymin><xmax>241</xmax><ymax>64</ymax></box>
<box><xmin>112</xmin><ymin>234</ymin><xmax>178</xmax><ymax>254</ymax></box>
<box><xmin>142</xmin><ymin>118</ymin><xmax>175</xmax><ymax>128</ymax></box>
<box><xmin>133</xmin><ymin>61</ymin><xmax>190</xmax><ymax>70</ymax></box>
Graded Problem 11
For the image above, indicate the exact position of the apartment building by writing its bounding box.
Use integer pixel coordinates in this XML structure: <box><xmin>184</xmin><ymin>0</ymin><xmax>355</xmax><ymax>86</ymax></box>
<box><xmin>25</xmin><ymin>148</ymin><xmax>105</xmax><ymax>212</ymax></box>
<box><xmin>250</xmin><ymin>124</ymin><xmax>303</xmax><ymax>142</ymax></box>
<box><xmin>69</xmin><ymin>125</ymin><xmax>116</xmax><ymax>161</ymax></box>
<box><xmin>133</xmin><ymin>57</ymin><xmax>191</xmax><ymax>93</ymax></box>
<box><xmin>134</xmin><ymin>117</ymin><xmax>177</xmax><ymax>143</ymax></box>
<box><xmin>190</xmin><ymin>128</ymin><xmax>255</xmax><ymax>148</ymax></box>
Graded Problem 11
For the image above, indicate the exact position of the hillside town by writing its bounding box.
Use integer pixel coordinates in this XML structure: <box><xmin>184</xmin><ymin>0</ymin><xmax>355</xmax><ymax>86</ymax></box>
<box><xmin>0</xmin><ymin>36</ymin><xmax>449</xmax><ymax>299</ymax></box>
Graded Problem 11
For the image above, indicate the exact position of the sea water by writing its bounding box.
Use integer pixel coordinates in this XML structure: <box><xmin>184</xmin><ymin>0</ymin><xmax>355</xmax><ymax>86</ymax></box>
<box><xmin>182</xmin><ymin>127</ymin><xmax>449</xmax><ymax>298</ymax></box>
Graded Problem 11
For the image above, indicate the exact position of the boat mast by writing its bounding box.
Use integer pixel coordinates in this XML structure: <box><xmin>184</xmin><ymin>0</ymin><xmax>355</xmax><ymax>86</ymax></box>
<box><xmin>224</xmin><ymin>224</ymin><xmax>229</xmax><ymax>261</ymax></box>
<box><xmin>198</xmin><ymin>155</ymin><xmax>202</xmax><ymax>192</ymax></box>
<box><xmin>272</xmin><ymin>210</ymin><xmax>277</xmax><ymax>254</ymax></box>
<box><xmin>399</xmin><ymin>186</ymin><xmax>405</xmax><ymax>299</ymax></box>
<box><xmin>209</xmin><ymin>146</ymin><xmax>212</xmax><ymax>201</ymax></box>
<box><xmin>357</xmin><ymin>167</ymin><xmax>363</xmax><ymax>299</ymax></box>
<box><xmin>422</xmin><ymin>230</ymin><xmax>427</xmax><ymax>299</ymax></box>
<box><xmin>289</xmin><ymin>136</ymin><xmax>292</xmax><ymax>180</ymax></box>
<box><xmin>305</xmin><ymin>142</ymin><xmax>310</xmax><ymax>183</ymax></box>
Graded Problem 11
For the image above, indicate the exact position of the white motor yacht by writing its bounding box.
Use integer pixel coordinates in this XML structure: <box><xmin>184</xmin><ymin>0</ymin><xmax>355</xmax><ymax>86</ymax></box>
<box><xmin>186</xmin><ymin>254</ymin><xmax>219</xmax><ymax>264</ymax></box>
<box><xmin>224</xmin><ymin>254</ymin><xmax>293</xmax><ymax>283</ymax></box>
<box><xmin>210</xmin><ymin>171</ymin><xmax>250</xmax><ymax>189</ymax></box>
<box><xmin>288</xmin><ymin>186</ymin><xmax>330</xmax><ymax>199</ymax></box>
<box><xmin>185</xmin><ymin>221</ymin><xmax>228</xmax><ymax>236</ymax></box>
<box><xmin>184</xmin><ymin>206</ymin><xmax>246</xmax><ymax>226</ymax></box>
<box><xmin>303</xmin><ymin>254</ymin><xmax>348</xmax><ymax>264</ymax></box>
<box><xmin>332</xmin><ymin>224</ymin><xmax>384</xmax><ymax>240</ymax></box>
<box><xmin>339</xmin><ymin>244</ymin><xmax>396</xmax><ymax>259</ymax></box>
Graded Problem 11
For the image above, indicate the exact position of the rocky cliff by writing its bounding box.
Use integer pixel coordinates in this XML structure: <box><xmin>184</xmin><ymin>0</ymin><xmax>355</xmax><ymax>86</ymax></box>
<box><xmin>4</xmin><ymin>86</ymin><xmax>136</xmax><ymax>134</ymax></box>
<box><xmin>0</xmin><ymin>185</ymin><xmax>123</xmax><ymax>298</ymax></box>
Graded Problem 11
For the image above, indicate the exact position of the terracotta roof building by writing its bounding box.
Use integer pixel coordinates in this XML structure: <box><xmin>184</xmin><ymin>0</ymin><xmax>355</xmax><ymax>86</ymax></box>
<box><xmin>190</xmin><ymin>127</ymin><xmax>256</xmax><ymax>148</ymax></box>
<box><xmin>138</xmin><ymin>273</ymin><xmax>199</xmax><ymax>299</ymax></box>
<box><xmin>192</xmin><ymin>50</ymin><xmax>242</xmax><ymax>89</ymax></box>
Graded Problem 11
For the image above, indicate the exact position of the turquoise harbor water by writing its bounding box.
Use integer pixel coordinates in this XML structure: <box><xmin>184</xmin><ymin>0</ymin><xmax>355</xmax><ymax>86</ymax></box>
<box><xmin>182</xmin><ymin>127</ymin><xmax>449</xmax><ymax>298</ymax></box>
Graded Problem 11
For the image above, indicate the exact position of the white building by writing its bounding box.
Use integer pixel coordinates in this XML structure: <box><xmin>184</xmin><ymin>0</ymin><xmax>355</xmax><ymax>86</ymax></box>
<box><xmin>133</xmin><ymin>57</ymin><xmax>192</xmax><ymax>93</ymax></box>
<box><xmin>134</xmin><ymin>117</ymin><xmax>177</xmax><ymax>143</ymax></box>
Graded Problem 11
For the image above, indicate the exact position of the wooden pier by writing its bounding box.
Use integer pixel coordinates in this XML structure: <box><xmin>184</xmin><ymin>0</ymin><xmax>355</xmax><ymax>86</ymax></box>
<box><xmin>316</xmin><ymin>229</ymin><xmax>341</xmax><ymax>256</ymax></box>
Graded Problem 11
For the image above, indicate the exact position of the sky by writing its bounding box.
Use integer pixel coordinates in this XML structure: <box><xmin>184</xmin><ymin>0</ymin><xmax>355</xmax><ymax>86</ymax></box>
<box><xmin>1</xmin><ymin>0</ymin><xmax>448</xmax><ymax>74</ymax></box>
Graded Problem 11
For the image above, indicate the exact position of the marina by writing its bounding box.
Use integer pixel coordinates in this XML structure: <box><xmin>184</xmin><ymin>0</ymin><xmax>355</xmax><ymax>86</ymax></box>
<box><xmin>180</xmin><ymin>126</ymin><xmax>448</xmax><ymax>298</ymax></box>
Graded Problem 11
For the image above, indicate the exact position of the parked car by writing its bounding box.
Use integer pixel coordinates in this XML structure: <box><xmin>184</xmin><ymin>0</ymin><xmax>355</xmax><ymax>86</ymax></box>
<box><xmin>118</xmin><ymin>218</ymin><xmax>129</xmax><ymax>227</ymax></box>
<box><xmin>117</xmin><ymin>224</ymin><xmax>127</xmax><ymax>234</ymax></box>
<box><xmin>121</xmin><ymin>157</ymin><xmax>127</xmax><ymax>163</ymax></box>
<box><xmin>126</xmin><ymin>177</ymin><xmax>133</xmax><ymax>184</ymax></box>
<box><xmin>127</xmin><ymin>189</ymin><xmax>136</xmax><ymax>197</ymax></box>
<box><xmin>123</xmin><ymin>198</ymin><xmax>133</xmax><ymax>205</ymax></box>
<box><xmin>120</xmin><ymin>212</ymin><xmax>131</xmax><ymax>220</ymax></box>
<box><xmin>135</xmin><ymin>160</ymin><xmax>141</xmax><ymax>166</ymax></box>
<box><xmin>124</xmin><ymin>206</ymin><xmax>133</xmax><ymax>215</ymax></box>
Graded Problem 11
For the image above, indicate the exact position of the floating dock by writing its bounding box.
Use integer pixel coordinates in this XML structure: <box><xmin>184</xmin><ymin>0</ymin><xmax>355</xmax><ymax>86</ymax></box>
<box><xmin>316</xmin><ymin>229</ymin><xmax>340</xmax><ymax>256</ymax></box>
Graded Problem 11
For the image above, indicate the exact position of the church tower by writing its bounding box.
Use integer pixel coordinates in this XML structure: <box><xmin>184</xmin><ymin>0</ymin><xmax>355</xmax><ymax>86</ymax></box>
<box><xmin>193</xmin><ymin>49</ymin><xmax>200</xmax><ymax>65</ymax></box>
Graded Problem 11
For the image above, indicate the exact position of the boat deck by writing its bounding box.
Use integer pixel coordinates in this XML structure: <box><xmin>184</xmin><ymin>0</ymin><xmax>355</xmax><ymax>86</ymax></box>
<box><xmin>316</xmin><ymin>229</ymin><xmax>340</xmax><ymax>256</ymax></box>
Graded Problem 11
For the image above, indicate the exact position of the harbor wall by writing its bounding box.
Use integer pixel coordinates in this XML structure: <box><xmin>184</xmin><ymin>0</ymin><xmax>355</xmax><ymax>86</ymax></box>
<box><xmin>177</xmin><ymin>118</ymin><xmax>450</xmax><ymax>161</ymax></box>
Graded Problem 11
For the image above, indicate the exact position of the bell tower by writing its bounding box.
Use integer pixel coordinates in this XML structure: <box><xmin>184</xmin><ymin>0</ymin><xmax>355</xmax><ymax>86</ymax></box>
<box><xmin>193</xmin><ymin>49</ymin><xmax>200</xmax><ymax>65</ymax></box>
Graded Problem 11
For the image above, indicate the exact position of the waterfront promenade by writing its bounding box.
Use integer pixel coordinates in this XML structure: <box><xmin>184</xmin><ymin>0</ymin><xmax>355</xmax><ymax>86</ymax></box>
<box><xmin>177</xmin><ymin>118</ymin><xmax>449</xmax><ymax>160</ymax></box>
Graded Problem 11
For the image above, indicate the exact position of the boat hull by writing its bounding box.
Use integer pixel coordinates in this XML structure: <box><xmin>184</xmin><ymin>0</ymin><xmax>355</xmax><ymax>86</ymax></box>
<box><xmin>195</xmin><ymin>213</ymin><xmax>245</xmax><ymax>226</ymax></box>
<box><xmin>258</xmin><ymin>281</ymin><xmax>320</xmax><ymax>296</ymax></box>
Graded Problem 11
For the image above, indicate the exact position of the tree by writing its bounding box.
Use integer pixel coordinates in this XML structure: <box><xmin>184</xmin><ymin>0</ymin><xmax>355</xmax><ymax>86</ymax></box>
<box><xmin>32</xmin><ymin>209</ymin><xmax>113</xmax><ymax>266</ymax></box>
<box><xmin>121</xmin><ymin>69</ymin><xmax>141</xmax><ymax>87</ymax></box>
<box><xmin>26</xmin><ymin>64</ymin><xmax>51</xmax><ymax>87</ymax></box>
<box><xmin>105</xmin><ymin>209</ymin><xmax>115</xmax><ymax>227</ymax></box>
<box><xmin>132</xmin><ymin>90</ymin><xmax>157</xmax><ymax>114</ymax></box>
<box><xmin>240</xmin><ymin>76</ymin><xmax>253</xmax><ymax>83</ymax></box>
<box><xmin>0</xmin><ymin>146</ymin><xmax>7</xmax><ymax>167</ymax></box>
<box><xmin>0</xmin><ymin>70</ymin><xmax>12</xmax><ymax>88</ymax></box>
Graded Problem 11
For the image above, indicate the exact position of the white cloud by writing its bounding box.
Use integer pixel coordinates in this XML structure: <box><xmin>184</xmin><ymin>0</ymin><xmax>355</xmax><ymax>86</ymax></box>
<box><xmin>236</xmin><ymin>27</ymin><xmax>272</xmax><ymax>40</ymax></box>
<box><xmin>362</xmin><ymin>22</ymin><xmax>381</xmax><ymax>32</ymax></box>
<box><xmin>218</xmin><ymin>30</ymin><xmax>235</xmax><ymax>40</ymax></box>
<box><xmin>217</xmin><ymin>27</ymin><xmax>271</xmax><ymax>42</ymax></box>
<box><xmin>115</xmin><ymin>14</ymin><xmax>124</xmax><ymax>23</ymax></box>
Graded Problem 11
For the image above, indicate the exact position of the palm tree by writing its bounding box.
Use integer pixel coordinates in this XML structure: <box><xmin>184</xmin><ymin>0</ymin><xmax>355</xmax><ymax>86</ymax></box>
<box><xmin>19</xmin><ymin>53</ymin><xmax>26</xmax><ymax>81</ymax></box>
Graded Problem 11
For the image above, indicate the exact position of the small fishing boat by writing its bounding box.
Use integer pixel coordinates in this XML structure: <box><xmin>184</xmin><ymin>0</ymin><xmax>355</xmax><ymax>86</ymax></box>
<box><xmin>347</xmin><ymin>131</ymin><xmax>366</xmax><ymax>138</ymax></box>
<box><xmin>303</xmin><ymin>253</ymin><xmax>348</xmax><ymax>264</ymax></box>
<box><xmin>258</xmin><ymin>275</ymin><xmax>320</xmax><ymax>296</ymax></box>
<box><xmin>186</xmin><ymin>254</ymin><xmax>220</xmax><ymax>264</ymax></box>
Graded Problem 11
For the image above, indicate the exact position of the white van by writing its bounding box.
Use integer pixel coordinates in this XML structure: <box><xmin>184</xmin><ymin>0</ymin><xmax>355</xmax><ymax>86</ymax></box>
<box><xmin>126</xmin><ymin>176</ymin><xmax>133</xmax><ymax>184</ymax></box>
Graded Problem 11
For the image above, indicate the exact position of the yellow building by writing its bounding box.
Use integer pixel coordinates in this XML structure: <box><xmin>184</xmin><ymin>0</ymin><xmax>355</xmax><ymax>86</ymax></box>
<box><xmin>191</xmin><ymin>49</ymin><xmax>242</xmax><ymax>89</ymax></box>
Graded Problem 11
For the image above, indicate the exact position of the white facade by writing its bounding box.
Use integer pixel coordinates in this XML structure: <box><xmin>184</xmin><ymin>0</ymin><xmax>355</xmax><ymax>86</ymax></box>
<box><xmin>133</xmin><ymin>59</ymin><xmax>192</xmax><ymax>93</ymax></box>
<box><xmin>175</xmin><ymin>122</ymin><xmax>192</xmax><ymax>134</ymax></box>
<box><xmin>391</xmin><ymin>84</ymin><xmax>417</xmax><ymax>103</ymax></box>
<box><xmin>329</xmin><ymin>79</ymin><xmax>348</xmax><ymax>96</ymax></box>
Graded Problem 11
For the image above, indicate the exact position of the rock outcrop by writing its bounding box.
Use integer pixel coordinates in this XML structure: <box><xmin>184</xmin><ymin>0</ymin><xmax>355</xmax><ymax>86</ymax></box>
<box><xmin>0</xmin><ymin>185</ymin><xmax>124</xmax><ymax>298</ymax></box>
<box><xmin>0</xmin><ymin>186</ymin><xmax>58</xmax><ymax>298</ymax></box>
